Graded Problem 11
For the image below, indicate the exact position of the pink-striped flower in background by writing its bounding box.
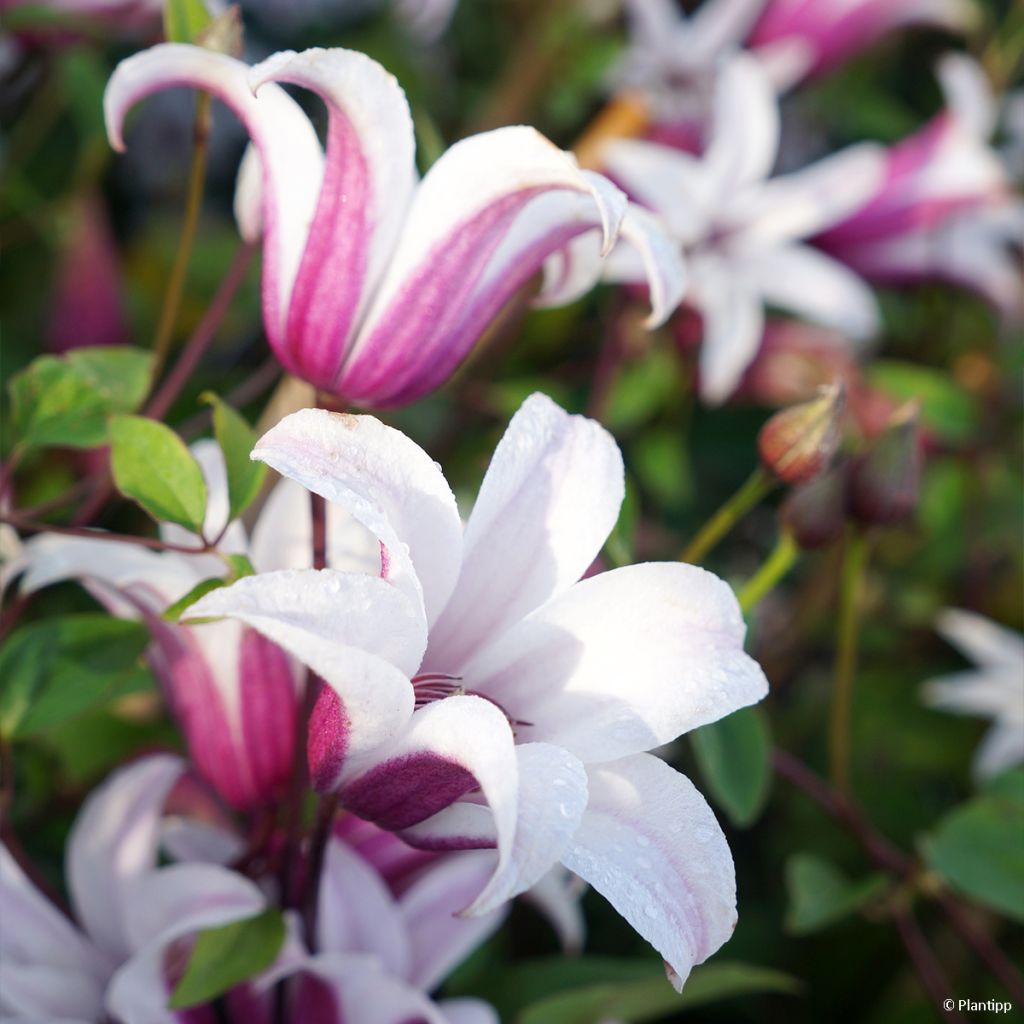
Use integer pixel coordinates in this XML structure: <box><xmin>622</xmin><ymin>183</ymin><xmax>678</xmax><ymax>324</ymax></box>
<box><xmin>595</xmin><ymin>54</ymin><xmax>883</xmax><ymax>402</ymax></box>
<box><xmin>104</xmin><ymin>45</ymin><xmax>684</xmax><ymax>408</ymax></box>
<box><xmin>184</xmin><ymin>392</ymin><xmax>769</xmax><ymax>991</ymax></box>
<box><xmin>815</xmin><ymin>54</ymin><xmax>1024</xmax><ymax>322</ymax></box>
<box><xmin>613</xmin><ymin>0</ymin><xmax>975</xmax><ymax>111</ymax></box>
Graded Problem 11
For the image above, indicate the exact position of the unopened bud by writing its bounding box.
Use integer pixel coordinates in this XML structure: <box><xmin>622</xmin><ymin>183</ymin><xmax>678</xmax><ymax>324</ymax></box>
<box><xmin>758</xmin><ymin>383</ymin><xmax>846</xmax><ymax>485</ymax></box>
<box><xmin>849</xmin><ymin>403</ymin><xmax>922</xmax><ymax>526</ymax></box>
<box><xmin>781</xmin><ymin>461</ymin><xmax>850</xmax><ymax>550</ymax></box>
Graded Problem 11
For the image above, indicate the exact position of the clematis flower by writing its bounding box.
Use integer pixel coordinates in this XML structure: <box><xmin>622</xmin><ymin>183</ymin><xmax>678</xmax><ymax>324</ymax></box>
<box><xmin>184</xmin><ymin>392</ymin><xmax>769</xmax><ymax>989</ymax></box>
<box><xmin>596</xmin><ymin>54</ymin><xmax>882</xmax><ymax>402</ymax></box>
<box><xmin>815</xmin><ymin>54</ymin><xmax>1024</xmax><ymax>322</ymax></box>
<box><xmin>614</xmin><ymin>0</ymin><xmax>975</xmax><ymax>110</ymax></box>
<box><xmin>0</xmin><ymin>755</ymin><xmax>267</xmax><ymax>1024</ymax></box>
<box><xmin>11</xmin><ymin>441</ymin><xmax>336</xmax><ymax>812</ymax></box>
<box><xmin>104</xmin><ymin>44</ymin><xmax>684</xmax><ymax>407</ymax></box>
<box><xmin>922</xmin><ymin>610</ymin><xmax>1024</xmax><ymax>782</ymax></box>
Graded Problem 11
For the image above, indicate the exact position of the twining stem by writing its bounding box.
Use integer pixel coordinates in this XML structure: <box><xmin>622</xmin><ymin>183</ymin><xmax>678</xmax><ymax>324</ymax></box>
<box><xmin>829</xmin><ymin>528</ymin><xmax>868</xmax><ymax>793</ymax></box>
<box><xmin>893</xmin><ymin>907</ymin><xmax>966</xmax><ymax>1023</ymax></box>
<box><xmin>149</xmin><ymin>92</ymin><xmax>212</xmax><ymax>383</ymax></box>
<box><xmin>680</xmin><ymin>467</ymin><xmax>775</xmax><ymax>565</ymax></box>
<box><xmin>739</xmin><ymin>532</ymin><xmax>799</xmax><ymax>614</ymax></box>
<box><xmin>0</xmin><ymin>514</ymin><xmax>213</xmax><ymax>555</ymax></box>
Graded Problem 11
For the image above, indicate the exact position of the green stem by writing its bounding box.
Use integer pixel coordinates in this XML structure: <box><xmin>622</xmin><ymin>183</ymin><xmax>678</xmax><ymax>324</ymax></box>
<box><xmin>829</xmin><ymin>528</ymin><xmax>869</xmax><ymax>793</ymax></box>
<box><xmin>739</xmin><ymin>532</ymin><xmax>799</xmax><ymax>614</ymax></box>
<box><xmin>148</xmin><ymin>92</ymin><xmax>212</xmax><ymax>382</ymax></box>
<box><xmin>681</xmin><ymin>467</ymin><xmax>775</xmax><ymax>565</ymax></box>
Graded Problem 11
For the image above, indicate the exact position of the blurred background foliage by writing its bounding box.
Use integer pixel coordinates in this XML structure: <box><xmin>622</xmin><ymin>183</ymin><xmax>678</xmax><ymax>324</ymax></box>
<box><xmin>1</xmin><ymin>0</ymin><xmax>1022</xmax><ymax>1021</ymax></box>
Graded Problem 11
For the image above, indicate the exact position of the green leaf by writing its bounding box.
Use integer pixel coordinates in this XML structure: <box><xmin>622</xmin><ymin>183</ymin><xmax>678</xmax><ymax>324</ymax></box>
<box><xmin>109</xmin><ymin>415</ymin><xmax>208</xmax><ymax>532</ymax></box>
<box><xmin>864</xmin><ymin>361</ymin><xmax>980</xmax><ymax>444</ymax></box>
<box><xmin>162</xmin><ymin>578</ymin><xmax>227</xmax><ymax>622</ymax></box>
<box><xmin>922</xmin><ymin>783</ymin><xmax>1024</xmax><ymax>923</ymax></box>
<box><xmin>223</xmin><ymin>553</ymin><xmax>256</xmax><ymax>580</ymax></box>
<box><xmin>7</xmin><ymin>347</ymin><xmax>153</xmax><ymax>450</ymax></box>
<box><xmin>202</xmin><ymin>393</ymin><xmax>266</xmax><ymax>521</ymax></box>
<box><xmin>0</xmin><ymin>615</ymin><xmax>153</xmax><ymax>739</ymax></box>
<box><xmin>169</xmin><ymin>908</ymin><xmax>286</xmax><ymax>1009</ymax></box>
<box><xmin>691</xmin><ymin>705</ymin><xmax>771</xmax><ymax>827</ymax></box>
<box><xmin>784</xmin><ymin>854</ymin><xmax>888</xmax><ymax>935</ymax></box>
<box><xmin>516</xmin><ymin>961</ymin><xmax>800</xmax><ymax>1024</ymax></box>
<box><xmin>163</xmin><ymin>0</ymin><xmax>213</xmax><ymax>43</ymax></box>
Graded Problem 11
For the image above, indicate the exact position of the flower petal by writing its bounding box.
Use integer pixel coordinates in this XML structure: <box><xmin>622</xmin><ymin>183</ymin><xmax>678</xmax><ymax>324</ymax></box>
<box><xmin>338</xmin><ymin>127</ymin><xmax>628</xmax><ymax>406</ymax></box>
<box><xmin>464</xmin><ymin>562</ymin><xmax>768</xmax><ymax>764</ymax></box>
<box><xmin>0</xmin><ymin>962</ymin><xmax>105</xmax><ymax>1021</ymax></box>
<box><xmin>426</xmin><ymin>393</ymin><xmax>623</xmax><ymax>672</ymax></box>
<box><xmin>438</xmin><ymin>998</ymin><xmax>501</xmax><ymax>1024</ymax></box>
<box><xmin>248</xmin><ymin>48</ymin><xmax>417</xmax><ymax>387</ymax></box>
<box><xmin>561</xmin><ymin>754</ymin><xmax>737</xmax><ymax>992</ymax></box>
<box><xmin>105</xmin><ymin>43</ymin><xmax>323</xmax><ymax>353</ymax></box>
<box><xmin>253</xmin><ymin>408</ymin><xmax>462</xmax><ymax>626</ymax></box>
<box><xmin>66</xmin><ymin>755</ymin><xmax>184</xmax><ymax>962</ymax></box>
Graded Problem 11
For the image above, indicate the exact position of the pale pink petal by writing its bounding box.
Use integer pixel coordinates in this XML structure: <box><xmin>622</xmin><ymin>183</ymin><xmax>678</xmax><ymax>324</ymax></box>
<box><xmin>106</xmin><ymin>864</ymin><xmax>266</xmax><ymax>1024</ymax></box>
<box><xmin>399</xmin><ymin>850</ymin><xmax>505</xmax><ymax>991</ymax></box>
<box><xmin>465</xmin><ymin>743</ymin><xmax>588</xmax><ymax>916</ymax></box>
<box><xmin>248</xmin><ymin>48</ymin><xmax>416</xmax><ymax>387</ymax></box>
<box><xmin>66</xmin><ymin>755</ymin><xmax>184</xmax><ymax>962</ymax></box>
<box><xmin>0</xmin><ymin>962</ymin><xmax>105</xmax><ymax>1021</ymax></box>
<box><xmin>105</xmin><ymin>44</ymin><xmax>323</xmax><ymax>354</ymax></box>
<box><xmin>426</xmin><ymin>393</ymin><xmax>623</xmax><ymax>672</ymax></box>
<box><xmin>561</xmin><ymin>754</ymin><xmax>736</xmax><ymax>992</ymax></box>
<box><xmin>463</xmin><ymin>562</ymin><xmax>767</xmax><ymax>764</ymax></box>
<box><xmin>317</xmin><ymin>838</ymin><xmax>412</xmax><ymax>978</ymax></box>
<box><xmin>938</xmin><ymin>52</ymin><xmax>997</xmax><ymax>140</ymax></box>
<box><xmin>689</xmin><ymin>0</ymin><xmax>768</xmax><ymax>55</ymax></box>
<box><xmin>253</xmin><ymin>408</ymin><xmax>462</xmax><ymax>626</ymax></box>
<box><xmin>338</xmin><ymin>126</ymin><xmax>627</xmax><ymax>406</ymax></box>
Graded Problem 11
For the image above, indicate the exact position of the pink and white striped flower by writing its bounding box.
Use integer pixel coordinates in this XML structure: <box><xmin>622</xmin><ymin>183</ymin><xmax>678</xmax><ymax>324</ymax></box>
<box><xmin>922</xmin><ymin>610</ymin><xmax>1024</xmax><ymax>783</ymax></box>
<box><xmin>815</xmin><ymin>54</ymin><xmax>1023</xmax><ymax>321</ymax></box>
<box><xmin>597</xmin><ymin>54</ymin><xmax>883</xmax><ymax>402</ymax></box>
<box><xmin>0</xmin><ymin>755</ymin><xmax>267</xmax><ymax>1024</ymax></box>
<box><xmin>614</xmin><ymin>0</ymin><xmax>975</xmax><ymax>106</ymax></box>
<box><xmin>104</xmin><ymin>44</ymin><xmax>683</xmax><ymax>408</ymax></box>
<box><xmin>184</xmin><ymin>392</ymin><xmax>769</xmax><ymax>989</ymax></box>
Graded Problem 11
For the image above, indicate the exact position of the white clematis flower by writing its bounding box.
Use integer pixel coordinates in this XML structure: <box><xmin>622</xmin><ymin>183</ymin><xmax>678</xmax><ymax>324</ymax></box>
<box><xmin>185</xmin><ymin>391</ymin><xmax>769</xmax><ymax>990</ymax></box>
<box><xmin>922</xmin><ymin>609</ymin><xmax>1024</xmax><ymax>782</ymax></box>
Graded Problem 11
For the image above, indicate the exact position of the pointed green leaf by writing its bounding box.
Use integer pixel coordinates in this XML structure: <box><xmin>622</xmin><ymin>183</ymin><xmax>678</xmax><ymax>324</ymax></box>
<box><xmin>109</xmin><ymin>415</ymin><xmax>208</xmax><ymax>532</ymax></box>
<box><xmin>168</xmin><ymin>908</ymin><xmax>286</xmax><ymax>1009</ymax></box>
<box><xmin>691</xmin><ymin>705</ymin><xmax>771</xmax><ymax>827</ymax></box>
<box><xmin>162</xmin><ymin>578</ymin><xmax>227</xmax><ymax>622</ymax></box>
<box><xmin>7</xmin><ymin>347</ymin><xmax>153</xmax><ymax>450</ymax></box>
<box><xmin>202</xmin><ymin>393</ymin><xmax>266</xmax><ymax>522</ymax></box>
<box><xmin>784</xmin><ymin>854</ymin><xmax>888</xmax><ymax>935</ymax></box>
<box><xmin>163</xmin><ymin>0</ymin><xmax>213</xmax><ymax>43</ymax></box>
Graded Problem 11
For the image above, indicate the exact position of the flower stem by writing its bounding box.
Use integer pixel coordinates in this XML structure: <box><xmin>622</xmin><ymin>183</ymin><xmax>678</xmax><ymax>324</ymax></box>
<box><xmin>738</xmin><ymin>532</ymin><xmax>799</xmax><ymax>614</ymax></box>
<box><xmin>829</xmin><ymin>528</ymin><xmax>869</xmax><ymax>794</ymax></box>
<box><xmin>680</xmin><ymin>466</ymin><xmax>774</xmax><ymax>565</ymax></box>
<box><xmin>149</xmin><ymin>92</ymin><xmax>212</xmax><ymax>382</ymax></box>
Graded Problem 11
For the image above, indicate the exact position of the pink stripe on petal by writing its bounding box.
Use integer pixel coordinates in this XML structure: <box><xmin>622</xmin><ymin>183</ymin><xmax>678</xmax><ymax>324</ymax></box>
<box><xmin>341</xmin><ymin>752</ymin><xmax>479</xmax><ymax>831</ymax></box>
<box><xmin>308</xmin><ymin>685</ymin><xmax>351</xmax><ymax>793</ymax></box>
<box><xmin>239</xmin><ymin>629</ymin><xmax>298</xmax><ymax>804</ymax></box>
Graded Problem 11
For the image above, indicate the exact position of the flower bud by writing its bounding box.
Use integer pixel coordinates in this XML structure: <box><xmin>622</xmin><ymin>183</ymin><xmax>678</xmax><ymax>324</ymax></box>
<box><xmin>781</xmin><ymin>461</ymin><xmax>850</xmax><ymax>550</ymax></box>
<box><xmin>849</xmin><ymin>403</ymin><xmax>922</xmax><ymax>526</ymax></box>
<box><xmin>757</xmin><ymin>383</ymin><xmax>846</xmax><ymax>485</ymax></box>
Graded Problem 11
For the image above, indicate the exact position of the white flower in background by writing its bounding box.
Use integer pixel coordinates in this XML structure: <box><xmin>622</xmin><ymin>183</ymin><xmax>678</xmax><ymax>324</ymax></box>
<box><xmin>595</xmin><ymin>53</ymin><xmax>883</xmax><ymax>402</ymax></box>
<box><xmin>0</xmin><ymin>756</ymin><xmax>265</xmax><ymax>1024</ymax></box>
<box><xmin>185</xmin><ymin>392</ymin><xmax>769</xmax><ymax>990</ymax></box>
<box><xmin>922</xmin><ymin>610</ymin><xmax>1024</xmax><ymax>782</ymax></box>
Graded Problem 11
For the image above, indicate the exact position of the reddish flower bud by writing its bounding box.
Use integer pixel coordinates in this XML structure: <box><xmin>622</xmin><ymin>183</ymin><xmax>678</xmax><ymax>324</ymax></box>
<box><xmin>758</xmin><ymin>383</ymin><xmax>846</xmax><ymax>485</ymax></box>
<box><xmin>849</xmin><ymin>402</ymin><xmax>922</xmax><ymax>526</ymax></box>
<box><xmin>781</xmin><ymin>461</ymin><xmax>850</xmax><ymax>550</ymax></box>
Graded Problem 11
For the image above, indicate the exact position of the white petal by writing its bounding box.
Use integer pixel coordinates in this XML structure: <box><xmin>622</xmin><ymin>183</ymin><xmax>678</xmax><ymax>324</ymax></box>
<box><xmin>937</xmin><ymin>609</ymin><xmax>1024</xmax><ymax>671</ymax></box>
<box><xmin>689</xmin><ymin>0</ymin><xmax>767</xmax><ymax>56</ymax></box>
<box><xmin>318</xmin><ymin>838</ymin><xmax>412</xmax><ymax>978</ymax></box>
<box><xmin>438</xmin><ymin>998</ymin><xmax>501</xmax><ymax>1024</ymax></box>
<box><xmin>745</xmin><ymin>244</ymin><xmax>880</xmax><ymax>340</ymax></box>
<box><xmin>0</xmin><ymin>962</ymin><xmax>105</xmax><ymax>1021</ymax></box>
<box><xmin>693</xmin><ymin>256</ymin><xmax>766</xmax><ymax>404</ymax></box>
<box><xmin>561</xmin><ymin>754</ymin><xmax>737</xmax><ymax>991</ymax></box>
<box><xmin>522</xmin><ymin>866</ymin><xmax>586</xmax><ymax>952</ymax></box>
<box><xmin>464</xmin><ymin>562</ymin><xmax>768</xmax><ymax>764</ymax></box>
<box><xmin>66</xmin><ymin>755</ymin><xmax>183</xmax><ymax>962</ymax></box>
<box><xmin>253</xmin><ymin>408</ymin><xmax>462</xmax><ymax>627</ymax></box>
<box><xmin>400</xmin><ymin>850</ymin><xmax>505</xmax><ymax>991</ymax></box>
<box><xmin>974</xmin><ymin>722</ymin><xmax>1024</xmax><ymax>781</ymax></box>
<box><xmin>938</xmin><ymin>52</ymin><xmax>997</xmax><ymax>140</ymax></box>
<box><xmin>426</xmin><ymin>393</ymin><xmax>623</xmax><ymax>672</ymax></box>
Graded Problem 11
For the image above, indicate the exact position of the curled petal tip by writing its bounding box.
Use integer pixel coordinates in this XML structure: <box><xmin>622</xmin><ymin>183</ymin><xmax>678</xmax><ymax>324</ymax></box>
<box><xmin>248</xmin><ymin>48</ymin><xmax>300</xmax><ymax>94</ymax></box>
